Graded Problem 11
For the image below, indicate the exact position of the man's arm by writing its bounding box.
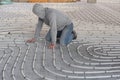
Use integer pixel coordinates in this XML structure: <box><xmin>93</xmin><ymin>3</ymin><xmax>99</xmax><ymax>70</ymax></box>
<box><xmin>49</xmin><ymin>13</ymin><xmax>57</xmax><ymax>44</ymax></box>
<box><xmin>34</xmin><ymin>18</ymin><xmax>44</xmax><ymax>39</ymax></box>
<box><xmin>27</xmin><ymin>18</ymin><xmax>43</xmax><ymax>43</ymax></box>
<box><xmin>48</xmin><ymin>13</ymin><xmax>57</xmax><ymax>48</ymax></box>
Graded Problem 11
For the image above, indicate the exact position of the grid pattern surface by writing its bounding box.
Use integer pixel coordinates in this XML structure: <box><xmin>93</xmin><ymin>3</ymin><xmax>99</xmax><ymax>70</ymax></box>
<box><xmin>0</xmin><ymin>2</ymin><xmax>120</xmax><ymax>80</ymax></box>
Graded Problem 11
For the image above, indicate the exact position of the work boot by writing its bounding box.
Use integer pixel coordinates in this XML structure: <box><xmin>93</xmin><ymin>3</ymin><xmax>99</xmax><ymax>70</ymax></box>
<box><xmin>72</xmin><ymin>30</ymin><xmax>77</xmax><ymax>40</ymax></box>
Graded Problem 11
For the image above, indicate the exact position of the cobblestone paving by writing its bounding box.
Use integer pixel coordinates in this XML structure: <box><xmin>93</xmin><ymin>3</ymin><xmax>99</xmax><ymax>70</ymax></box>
<box><xmin>0</xmin><ymin>2</ymin><xmax>120</xmax><ymax>80</ymax></box>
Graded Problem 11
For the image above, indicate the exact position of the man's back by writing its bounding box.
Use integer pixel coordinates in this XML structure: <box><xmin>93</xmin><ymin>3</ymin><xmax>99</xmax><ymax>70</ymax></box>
<box><xmin>44</xmin><ymin>8</ymin><xmax>72</xmax><ymax>30</ymax></box>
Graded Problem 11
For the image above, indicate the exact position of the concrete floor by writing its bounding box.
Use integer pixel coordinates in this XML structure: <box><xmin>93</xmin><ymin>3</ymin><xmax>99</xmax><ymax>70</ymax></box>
<box><xmin>0</xmin><ymin>2</ymin><xmax>120</xmax><ymax>80</ymax></box>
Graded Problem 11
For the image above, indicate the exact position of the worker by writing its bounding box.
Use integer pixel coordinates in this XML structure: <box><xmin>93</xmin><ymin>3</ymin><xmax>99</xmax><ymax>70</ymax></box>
<box><xmin>27</xmin><ymin>4</ymin><xmax>77</xmax><ymax>49</ymax></box>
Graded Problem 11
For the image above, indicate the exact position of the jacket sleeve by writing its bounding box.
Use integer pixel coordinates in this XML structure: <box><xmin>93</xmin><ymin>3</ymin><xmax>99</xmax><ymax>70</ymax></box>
<box><xmin>49</xmin><ymin>13</ymin><xmax>57</xmax><ymax>44</ymax></box>
<box><xmin>34</xmin><ymin>18</ymin><xmax>43</xmax><ymax>39</ymax></box>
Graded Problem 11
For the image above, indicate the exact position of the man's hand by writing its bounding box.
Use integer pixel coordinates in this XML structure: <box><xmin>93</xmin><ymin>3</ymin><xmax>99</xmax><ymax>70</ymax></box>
<box><xmin>26</xmin><ymin>38</ymin><xmax>36</xmax><ymax>43</ymax></box>
<box><xmin>48</xmin><ymin>43</ymin><xmax>55</xmax><ymax>49</ymax></box>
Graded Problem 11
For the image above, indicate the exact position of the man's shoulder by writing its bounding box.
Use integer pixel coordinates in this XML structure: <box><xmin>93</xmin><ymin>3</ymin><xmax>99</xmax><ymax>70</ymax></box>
<box><xmin>46</xmin><ymin>8</ymin><xmax>62</xmax><ymax>14</ymax></box>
